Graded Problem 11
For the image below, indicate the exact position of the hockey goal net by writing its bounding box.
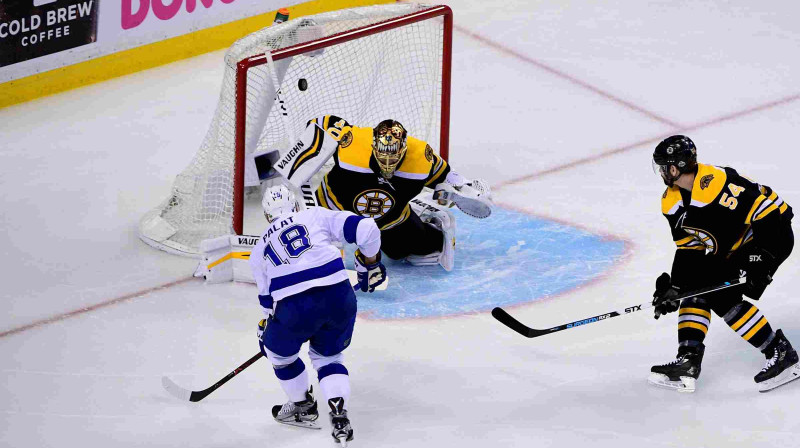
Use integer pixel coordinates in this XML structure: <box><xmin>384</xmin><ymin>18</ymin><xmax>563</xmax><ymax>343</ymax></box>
<box><xmin>139</xmin><ymin>2</ymin><xmax>452</xmax><ymax>257</ymax></box>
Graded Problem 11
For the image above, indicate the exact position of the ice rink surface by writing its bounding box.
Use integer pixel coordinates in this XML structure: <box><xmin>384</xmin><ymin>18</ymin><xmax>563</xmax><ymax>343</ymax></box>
<box><xmin>2</xmin><ymin>1</ymin><xmax>800</xmax><ymax>447</ymax></box>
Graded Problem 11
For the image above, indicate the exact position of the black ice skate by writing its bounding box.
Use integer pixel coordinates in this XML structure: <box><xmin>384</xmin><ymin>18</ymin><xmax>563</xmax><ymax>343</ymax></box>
<box><xmin>328</xmin><ymin>397</ymin><xmax>354</xmax><ymax>447</ymax></box>
<box><xmin>648</xmin><ymin>344</ymin><xmax>704</xmax><ymax>393</ymax></box>
<box><xmin>271</xmin><ymin>386</ymin><xmax>321</xmax><ymax>429</ymax></box>
<box><xmin>755</xmin><ymin>329</ymin><xmax>800</xmax><ymax>392</ymax></box>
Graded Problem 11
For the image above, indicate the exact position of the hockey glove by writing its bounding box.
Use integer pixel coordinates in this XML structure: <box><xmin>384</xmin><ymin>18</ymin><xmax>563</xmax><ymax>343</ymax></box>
<box><xmin>257</xmin><ymin>295</ymin><xmax>274</xmax><ymax>340</ymax></box>
<box><xmin>652</xmin><ymin>272</ymin><xmax>681</xmax><ymax>320</ymax></box>
<box><xmin>740</xmin><ymin>247</ymin><xmax>776</xmax><ymax>300</ymax></box>
<box><xmin>354</xmin><ymin>249</ymin><xmax>386</xmax><ymax>293</ymax></box>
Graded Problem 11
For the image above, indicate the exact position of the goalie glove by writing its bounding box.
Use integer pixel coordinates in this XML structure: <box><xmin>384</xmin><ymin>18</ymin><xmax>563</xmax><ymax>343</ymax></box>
<box><xmin>354</xmin><ymin>249</ymin><xmax>387</xmax><ymax>293</ymax></box>
<box><xmin>433</xmin><ymin>178</ymin><xmax>493</xmax><ymax>219</ymax></box>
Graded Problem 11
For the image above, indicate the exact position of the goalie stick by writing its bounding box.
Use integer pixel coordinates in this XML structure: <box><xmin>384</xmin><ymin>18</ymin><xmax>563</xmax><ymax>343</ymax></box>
<box><xmin>162</xmin><ymin>352</ymin><xmax>263</xmax><ymax>402</ymax></box>
<box><xmin>492</xmin><ymin>277</ymin><xmax>746</xmax><ymax>339</ymax></box>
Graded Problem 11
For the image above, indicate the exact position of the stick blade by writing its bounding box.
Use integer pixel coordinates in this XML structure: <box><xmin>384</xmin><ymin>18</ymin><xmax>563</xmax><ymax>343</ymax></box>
<box><xmin>162</xmin><ymin>376</ymin><xmax>194</xmax><ymax>402</ymax></box>
<box><xmin>491</xmin><ymin>307</ymin><xmax>546</xmax><ymax>338</ymax></box>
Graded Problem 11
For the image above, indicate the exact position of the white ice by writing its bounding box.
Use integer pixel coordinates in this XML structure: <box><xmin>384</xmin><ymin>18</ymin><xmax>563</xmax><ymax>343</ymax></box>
<box><xmin>2</xmin><ymin>1</ymin><xmax>800</xmax><ymax>447</ymax></box>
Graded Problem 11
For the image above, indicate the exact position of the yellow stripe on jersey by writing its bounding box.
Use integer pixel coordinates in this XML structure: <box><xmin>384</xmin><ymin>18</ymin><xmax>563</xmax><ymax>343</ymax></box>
<box><xmin>753</xmin><ymin>202</ymin><xmax>779</xmax><ymax>222</ymax></box>
<box><xmin>678</xmin><ymin>321</ymin><xmax>709</xmax><ymax>333</ymax></box>
<box><xmin>780</xmin><ymin>203</ymin><xmax>789</xmax><ymax>213</ymax></box>
<box><xmin>675</xmin><ymin>236</ymin><xmax>694</xmax><ymax>246</ymax></box>
<box><xmin>322</xmin><ymin>177</ymin><xmax>344</xmax><ymax>210</ymax></box>
<box><xmin>396</xmin><ymin>136</ymin><xmax>435</xmax><ymax>175</ymax></box>
<box><xmin>661</xmin><ymin>187</ymin><xmax>683</xmax><ymax>215</ymax></box>
<box><xmin>425</xmin><ymin>154</ymin><xmax>448</xmax><ymax>186</ymax></box>
<box><xmin>380</xmin><ymin>205</ymin><xmax>411</xmax><ymax>230</ymax></box>
<box><xmin>743</xmin><ymin>317</ymin><xmax>768</xmax><ymax>341</ymax></box>
<box><xmin>690</xmin><ymin>164</ymin><xmax>727</xmax><ymax>206</ymax></box>
<box><xmin>731</xmin><ymin>306</ymin><xmax>758</xmax><ymax>331</ymax></box>
<box><xmin>745</xmin><ymin>195</ymin><xmax>767</xmax><ymax>224</ymax></box>
<box><xmin>337</xmin><ymin>126</ymin><xmax>374</xmax><ymax>169</ymax></box>
<box><xmin>315</xmin><ymin>185</ymin><xmax>330</xmax><ymax>209</ymax></box>
<box><xmin>680</xmin><ymin>308</ymin><xmax>712</xmax><ymax>319</ymax></box>
<box><xmin>729</xmin><ymin>226</ymin><xmax>753</xmax><ymax>253</ymax></box>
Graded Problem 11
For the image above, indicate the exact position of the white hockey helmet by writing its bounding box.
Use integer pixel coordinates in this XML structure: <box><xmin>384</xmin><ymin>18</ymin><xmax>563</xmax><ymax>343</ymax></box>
<box><xmin>262</xmin><ymin>184</ymin><xmax>299</xmax><ymax>221</ymax></box>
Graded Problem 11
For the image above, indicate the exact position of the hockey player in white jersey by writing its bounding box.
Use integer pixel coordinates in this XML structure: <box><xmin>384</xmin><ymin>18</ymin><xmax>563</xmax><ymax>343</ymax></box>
<box><xmin>250</xmin><ymin>185</ymin><xmax>385</xmax><ymax>446</ymax></box>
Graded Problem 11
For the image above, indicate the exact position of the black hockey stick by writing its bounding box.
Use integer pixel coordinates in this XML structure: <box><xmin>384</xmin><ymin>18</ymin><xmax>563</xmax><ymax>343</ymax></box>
<box><xmin>492</xmin><ymin>277</ymin><xmax>746</xmax><ymax>339</ymax></box>
<box><xmin>162</xmin><ymin>352</ymin><xmax>264</xmax><ymax>402</ymax></box>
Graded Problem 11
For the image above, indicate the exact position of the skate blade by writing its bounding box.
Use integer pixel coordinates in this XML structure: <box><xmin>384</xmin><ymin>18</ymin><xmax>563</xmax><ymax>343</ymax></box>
<box><xmin>758</xmin><ymin>362</ymin><xmax>800</xmax><ymax>393</ymax></box>
<box><xmin>275</xmin><ymin>419</ymin><xmax>322</xmax><ymax>430</ymax></box>
<box><xmin>648</xmin><ymin>373</ymin><xmax>696</xmax><ymax>393</ymax></box>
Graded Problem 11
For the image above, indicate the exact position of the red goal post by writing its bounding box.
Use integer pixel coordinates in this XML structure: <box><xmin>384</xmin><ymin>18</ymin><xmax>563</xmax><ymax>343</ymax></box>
<box><xmin>139</xmin><ymin>3</ymin><xmax>453</xmax><ymax>256</ymax></box>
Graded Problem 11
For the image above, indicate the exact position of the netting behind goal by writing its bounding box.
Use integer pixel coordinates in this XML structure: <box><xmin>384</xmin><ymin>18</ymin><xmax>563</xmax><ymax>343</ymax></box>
<box><xmin>139</xmin><ymin>3</ymin><xmax>452</xmax><ymax>257</ymax></box>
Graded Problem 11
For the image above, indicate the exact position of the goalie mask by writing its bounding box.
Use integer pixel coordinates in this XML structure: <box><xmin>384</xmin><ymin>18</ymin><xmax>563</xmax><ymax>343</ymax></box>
<box><xmin>261</xmin><ymin>185</ymin><xmax>299</xmax><ymax>222</ymax></box>
<box><xmin>372</xmin><ymin>119</ymin><xmax>408</xmax><ymax>179</ymax></box>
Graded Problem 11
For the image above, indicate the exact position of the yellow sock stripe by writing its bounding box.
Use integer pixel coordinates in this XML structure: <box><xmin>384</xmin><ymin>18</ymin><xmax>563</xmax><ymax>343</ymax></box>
<box><xmin>731</xmin><ymin>306</ymin><xmax>758</xmax><ymax>331</ymax></box>
<box><xmin>780</xmin><ymin>203</ymin><xmax>789</xmax><ymax>213</ymax></box>
<box><xmin>743</xmin><ymin>317</ymin><xmax>768</xmax><ymax>341</ymax></box>
<box><xmin>207</xmin><ymin>251</ymin><xmax>251</xmax><ymax>269</ymax></box>
<box><xmin>678</xmin><ymin>321</ymin><xmax>708</xmax><ymax>333</ymax></box>
<box><xmin>680</xmin><ymin>307</ymin><xmax>712</xmax><ymax>319</ymax></box>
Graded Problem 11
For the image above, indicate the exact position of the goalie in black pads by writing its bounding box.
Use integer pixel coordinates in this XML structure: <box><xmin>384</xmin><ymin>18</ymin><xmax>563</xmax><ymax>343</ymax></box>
<box><xmin>275</xmin><ymin>115</ymin><xmax>493</xmax><ymax>271</ymax></box>
<box><xmin>649</xmin><ymin>135</ymin><xmax>798</xmax><ymax>393</ymax></box>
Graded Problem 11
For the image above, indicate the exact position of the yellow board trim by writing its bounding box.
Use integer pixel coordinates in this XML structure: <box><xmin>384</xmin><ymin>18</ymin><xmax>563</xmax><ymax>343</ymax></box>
<box><xmin>678</xmin><ymin>321</ymin><xmax>708</xmax><ymax>333</ymax></box>
<box><xmin>743</xmin><ymin>317</ymin><xmax>768</xmax><ymax>341</ymax></box>
<box><xmin>0</xmin><ymin>0</ymin><xmax>392</xmax><ymax>109</ymax></box>
<box><xmin>731</xmin><ymin>306</ymin><xmax>758</xmax><ymax>331</ymax></box>
<box><xmin>680</xmin><ymin>307</ymin><xmax>712</xmax><ymax>319</ymax></box>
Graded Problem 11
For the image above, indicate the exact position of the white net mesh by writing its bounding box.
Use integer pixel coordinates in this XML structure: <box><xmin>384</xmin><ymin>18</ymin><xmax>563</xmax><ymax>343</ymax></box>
<box><xmin>139</xmin><ymin>3</ymin><xmax>448</xmax><ymax>256</ymax></box>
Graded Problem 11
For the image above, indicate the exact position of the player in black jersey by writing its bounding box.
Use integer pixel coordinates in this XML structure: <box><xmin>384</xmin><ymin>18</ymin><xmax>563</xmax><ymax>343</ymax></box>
<box><xmin>649</xmin><ymin>135</ymin><xmax>798</xmax><ymax>393</ymax></box>
<box><xmin>307</xmin><ymin>115</ymin><xmax>492</xmax><ymax>271</ymax></box>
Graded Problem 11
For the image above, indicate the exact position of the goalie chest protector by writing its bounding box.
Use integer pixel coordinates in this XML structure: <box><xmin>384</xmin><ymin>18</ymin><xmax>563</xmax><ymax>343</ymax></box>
<box><xmin>316</xmin><ymin>117</ymin><xmax>449</xmax><ymax>231</ymax></box>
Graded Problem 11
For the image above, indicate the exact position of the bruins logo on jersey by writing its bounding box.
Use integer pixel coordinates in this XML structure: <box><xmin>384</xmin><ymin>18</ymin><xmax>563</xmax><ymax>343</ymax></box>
<box><xmin>425</xmin><ymin>144</ymin><xmax>434</xmax><ymax>162</ymax></box>
<box><xmin>700</xmin><ymin>174</ymin><xmax>714</xmax><ymax>190</ymax></box>
<box><xmin>354</xmin><ymin>189</ymin><xmax>395</xmax><ymax>219</ymax></box>
<box><xmin>339</xmin><ymin>130</ymin><xmax>353</xmax><ymax>148</ymax></box>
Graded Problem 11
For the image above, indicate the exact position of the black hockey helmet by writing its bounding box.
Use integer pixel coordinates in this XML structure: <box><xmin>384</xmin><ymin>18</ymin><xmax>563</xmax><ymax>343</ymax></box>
<box><xmin>652</xmin><ymin>135</ymin><xmax>697</xmax><ymax>186</ymax></box>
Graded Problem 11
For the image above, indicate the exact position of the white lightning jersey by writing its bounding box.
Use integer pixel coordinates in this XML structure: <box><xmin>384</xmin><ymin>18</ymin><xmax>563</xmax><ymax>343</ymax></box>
<box><xmin>249</xmin><ymin>207</ymin><xmax>380</xmax><ymax>302</ymax></box>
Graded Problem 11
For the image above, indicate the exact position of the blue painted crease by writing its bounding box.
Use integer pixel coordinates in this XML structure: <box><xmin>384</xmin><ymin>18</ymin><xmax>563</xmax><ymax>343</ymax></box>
<box><xmin>344</xmin><ymin>207</ymin><xmax>626</xmax><ymax>319</ymax></box>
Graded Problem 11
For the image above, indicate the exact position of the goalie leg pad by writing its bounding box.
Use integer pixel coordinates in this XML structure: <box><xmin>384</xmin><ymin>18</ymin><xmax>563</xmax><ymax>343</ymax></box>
<box><xmin>409</xmin><ymin>196</ymin><xmax>456</xmax><ymax>271</ymax></box>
